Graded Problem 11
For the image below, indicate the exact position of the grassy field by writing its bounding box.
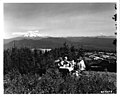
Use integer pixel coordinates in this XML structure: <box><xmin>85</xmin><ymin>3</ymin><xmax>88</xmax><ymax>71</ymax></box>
<box><xmin>4</xmin><ymin>70</ymin><xmax>116</xmax><ymax>94</ymax></box>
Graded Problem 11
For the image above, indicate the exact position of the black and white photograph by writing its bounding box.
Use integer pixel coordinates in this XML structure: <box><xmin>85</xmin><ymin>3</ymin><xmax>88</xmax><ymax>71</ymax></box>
<box><xmin>2</xmin><ymin>0</ymin><xmax>119</xmax><ymax>94</ymax></box>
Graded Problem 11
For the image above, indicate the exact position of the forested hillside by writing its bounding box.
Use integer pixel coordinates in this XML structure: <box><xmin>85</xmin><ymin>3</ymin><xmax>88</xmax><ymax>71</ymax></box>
<box><xmin>4</xmin><ymin>37</ymin><xmax>116</xmax><ymax>51</ymax></box>
<box><xmin>4</xmin><ymin>43</ymin><xmax>116</xmax><ymax>94</ymax></box>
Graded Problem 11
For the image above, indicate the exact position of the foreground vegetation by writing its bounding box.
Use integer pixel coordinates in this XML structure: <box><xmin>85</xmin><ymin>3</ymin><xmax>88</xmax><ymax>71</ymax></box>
<box><xmin>4</xmin><ymin>44</ymin><xmax>116</xmax><ymax>94</ymax></box>
<box><xmin>4</xmin><ymin>69</ymin><xmax>116</xmax><ymax>94</ymax></box>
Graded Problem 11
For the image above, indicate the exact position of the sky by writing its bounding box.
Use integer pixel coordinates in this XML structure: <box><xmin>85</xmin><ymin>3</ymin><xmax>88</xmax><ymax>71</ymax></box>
<box><xmin>4</xmin><ymin>3</ymin><xmax>116</xmax><ymax>39</ymax></box>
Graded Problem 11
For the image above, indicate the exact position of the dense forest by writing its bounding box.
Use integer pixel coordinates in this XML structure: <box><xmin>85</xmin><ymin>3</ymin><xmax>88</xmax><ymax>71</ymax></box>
<box><xmin>4</xmin><ymin>43</ymin><xmax>116</xmax><ymax>94</ymax></box>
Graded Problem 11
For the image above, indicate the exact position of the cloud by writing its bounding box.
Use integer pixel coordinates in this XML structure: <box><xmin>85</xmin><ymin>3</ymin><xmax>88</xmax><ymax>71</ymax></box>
<box><xmin>34</xmin><ymin>30</ymin><xmax>39</xmax><ymax>33</ymax></box>
<box><xmin>12</xmin><ymin>32</ymin><xmax>27</xmax><ymax>35</ymax></box>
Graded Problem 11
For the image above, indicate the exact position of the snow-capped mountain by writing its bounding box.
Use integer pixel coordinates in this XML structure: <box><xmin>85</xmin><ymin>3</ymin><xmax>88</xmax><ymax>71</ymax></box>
<box><xmin>23</xmin><ymin>31</ymin><xmax>43</xmax><ymax>37</ymax></box>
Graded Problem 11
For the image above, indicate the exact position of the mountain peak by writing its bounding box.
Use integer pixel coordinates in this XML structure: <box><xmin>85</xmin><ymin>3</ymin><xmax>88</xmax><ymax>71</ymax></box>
<box><xmin>23</xmin><ymin>31</ymin><xmax>43</xmax><ymax>37</ymax></box>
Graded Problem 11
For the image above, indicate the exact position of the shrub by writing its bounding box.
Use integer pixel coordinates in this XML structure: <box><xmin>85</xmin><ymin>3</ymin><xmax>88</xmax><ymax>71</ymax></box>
<box><xmin>4</xmin><ymin>70</ymin><xmax>40</xmax><ymax>94</ymax></box>
<box><xmin>33</xmin><ymin>68</ymin><xmax>64</xmax><ymax>94</ymax></box>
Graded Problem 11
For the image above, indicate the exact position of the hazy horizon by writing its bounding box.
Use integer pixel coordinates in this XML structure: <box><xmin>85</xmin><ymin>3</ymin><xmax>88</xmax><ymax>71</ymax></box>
<box><xmin>4</xmin><ymin>3</ymin><xmax>116</xmax><ymax>39</ymax></box>
<box><xmin>4</xmin><ymin>35</ymin><xmax>116</xmax><ymax>39</ymax></box>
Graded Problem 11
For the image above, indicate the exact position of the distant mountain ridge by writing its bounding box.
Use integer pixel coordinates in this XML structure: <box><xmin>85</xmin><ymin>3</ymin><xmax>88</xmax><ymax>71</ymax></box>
<box><xmin>95</xmin><ymin>35</ymin><xmax>116</xmax><ymax>38</ymax></box>
<box><xmin>4</xmin><ymin>36</ymin><xmax>116</xmax><ymax>51</ymax></box>
<box><xmin>4</xmin><ymin>36</ymin><xmax>46</xmax><ymax>44</ymax></box>
<box><xmin>4</xmin><ymin>35</ymin><xmax>115</xmax><ymax>44</ymax></box>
